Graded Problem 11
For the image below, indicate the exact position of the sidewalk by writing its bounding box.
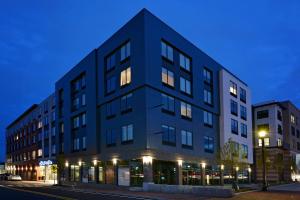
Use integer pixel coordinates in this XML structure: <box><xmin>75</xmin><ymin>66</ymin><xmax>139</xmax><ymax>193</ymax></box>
<box><xmin>55</xmin><ymin>183</ymin><xmax>209</xmax><ymax>200</ymax></box>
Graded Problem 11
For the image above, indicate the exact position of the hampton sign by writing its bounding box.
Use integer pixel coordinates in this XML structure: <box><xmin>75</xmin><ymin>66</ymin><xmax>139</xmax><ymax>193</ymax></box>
<box><xmin>39</xmin><ymin>160</ymin><xmax>53</xmax><ymax>166</ymax></box>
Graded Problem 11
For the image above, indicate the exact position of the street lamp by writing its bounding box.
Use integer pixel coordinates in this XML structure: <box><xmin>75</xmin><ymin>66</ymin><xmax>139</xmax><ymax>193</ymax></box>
<box><xmin>258</xmin><ymin>130</ymin><xmax>268</xmax><ymax>191</ymax></box>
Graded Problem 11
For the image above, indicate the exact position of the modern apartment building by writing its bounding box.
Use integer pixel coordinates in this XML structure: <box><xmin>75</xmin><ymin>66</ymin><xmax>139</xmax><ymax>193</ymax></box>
<box><xmin>6</xmin><ymin>9</ymin><xmax>253</xmax><ymax>186</ymax></box>
<box><xmin>253</xmin><ymin>101</ymin><xmax>300</xmax><ymax>182</ymax></box>
<box><xmin>6</xmin><ymin>94</ymin><xmax>57</xmax><ymax>181</ymax></box>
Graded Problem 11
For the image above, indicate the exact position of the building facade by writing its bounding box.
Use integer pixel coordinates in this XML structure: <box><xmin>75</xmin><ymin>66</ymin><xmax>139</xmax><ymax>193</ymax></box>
<box><xmin>253</xmin><ymin>101</ymin><xmax>300</xmax><ymax>182</ymax></box>
<box><xmin>6</xmin><ymin>9</ymin><xmax>253</xmax><ymax>186</ymax></box>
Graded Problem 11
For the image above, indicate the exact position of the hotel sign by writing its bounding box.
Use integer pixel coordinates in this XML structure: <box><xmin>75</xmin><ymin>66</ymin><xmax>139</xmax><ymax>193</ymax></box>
<box><xmin>39</xmin><ymin>160</ymin><xmax>53</xmax><ymax>166</ymax></box>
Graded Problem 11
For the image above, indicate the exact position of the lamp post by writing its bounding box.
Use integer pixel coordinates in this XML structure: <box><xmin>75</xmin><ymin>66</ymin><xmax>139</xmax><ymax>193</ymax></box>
<box><xmin>258</xmin><ymin>130</ymin><xmax>268</xmax><ymax>191</ymax></box>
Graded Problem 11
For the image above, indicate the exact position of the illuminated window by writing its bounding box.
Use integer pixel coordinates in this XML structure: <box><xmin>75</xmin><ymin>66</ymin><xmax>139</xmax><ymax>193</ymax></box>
<box><xmin>162</xmin><ymin>67</ymin><xmax>174</xmax><ymax>87</ymax></box>
<box><xmin>38</xmin><ymin>149</ymin><xmax>42</xmax><ymax>157</ymax></box>
<box><xmin>291</xmin><ymin>114</ymin><xmax>295</xmax><ymax>123</ymax></box>
<box><xmin>120</xmin><ymin>67</ymin><xmax>131</xmax><ymax>86</ymax></box>
<box><xmin>258</xmin><ymin>138</ymin><xmax>270</xmax><ymax>146</ymax></box>
<box><xmin>277</xmin><ymin>138</ymin><xmax>282</xmax><ymax>147</ymax></box>
<box><xmin>181</xmin><ymin>101</ymin><xmax>192</xmax><ymax>119</ymax></box>
<box><xmin>230</xmin><ymin>81</ymin><xmax>237</xmax><ymax>96</ymax></box>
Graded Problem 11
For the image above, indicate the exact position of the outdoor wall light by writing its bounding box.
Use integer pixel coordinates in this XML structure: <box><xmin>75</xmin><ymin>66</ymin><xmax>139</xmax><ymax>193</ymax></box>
<box><xmin>78</xmin><ymin>161</ymin><xmax>82</xmax><ymax>166</ymax></box>
<box><xmin>93</xmin><ymin>160</ymin><xmax>98</xmax><ymax>166</ymax></box>
<box><xmin>220</xmin><ymin>164</ymin><xmax>224</xmax><ymax>170</ymax></box>
<box><xmin>65</xmin><ymin>161</ymin><xmax>69</xmax><ymax>167</ymax></box>
<box><xmin>112</xmin><ymin>158</ymin><xmax>118</xmax><ymax>165</ymax></box>
<box><xmin>248</xmin><ymin>167</ymin><xmax>251</xmax><ymax>173</ymax></box>
<box><xmin>201</xmin><ymin>162</ymin><xmax>206</xmax><ymax>169</ymax></box>
<box><xmin>30</xmin><ymin>166</ymin><xmax>33</xmax><ymax>171</ymax></box>
<box><xmin>177</xmin><ymin>159</ymin><xmax>183</xmax><ymax>167</ymax></box>
<box><xmin>236</xmin><ymin>166</ymin><xmax>239</xmax><ymax>171</ymax></box>
<box><xmin>25</xmin><ymin>166</ymin><xmax>28</xmax><ymax>171</ymax></box>
<box><xmin>142</xmin><ymin>156</ymin><xmax>153</xmax><ymax>165</ymax></box>
<box><xmin>258</xmin><ymin>130</ymin><xmax>267</xmax><ymax>138</ymax></box>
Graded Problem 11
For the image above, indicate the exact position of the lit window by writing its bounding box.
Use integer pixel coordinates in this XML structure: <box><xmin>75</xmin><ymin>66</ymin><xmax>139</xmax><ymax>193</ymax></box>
<box><xmin>121</xmin><ymin>42</ymin><xmax>130</xmax><ymax>61</ymax></box>
<box><xmin>181</xmin><ymin>101</ymin><xmax>192</xmax><ymax>119</ymax></box>
<box><xmin>161</xmin><ymin>41</ymin><xmax>173</xmax><ymax>61</ymax></box>
<box><xmin>180</xmin><ymin>77</ymin><xmax>191</xmax><ymax>95</ymax></box>
<box><xmin>230</xmin><ymin>81</ymin><xmax>237</xmax><ymax>96</ymax></box>
<box><xmin>258</xmin><ymin>138</ymin><xmax>270</xmax><ymax>146</ymax></box>
<box><xmin>120</xmin><ymin>67</ymin><xmax>131</xmax><ymax>86</ymax></box>
<box><xmin>162</xmin><ymin>67</ymin><xmax>174</xmax><ymax>87</ymax></box>
<box><xmin>291</xmin><ymin>114</ymin><xmax>295</xmax><ymax>123</ymax></box>
<box><xmin>277</xmin><ymin>138</ymin><xmax>282</xmax><ymax>147</ymax></box>
<box><xmin>38</xmin><ymin>149</ymin><xmax>42</xmax><ymax>157</ymax></box>
<box><xmin>179</xmin><ymin>53</ymin><xmax>190</xmax><ymax>71</ymax></box>
<box><xmin>121</xmin><ymin>124</ymin><xmax>133</xmax><ymax>142</ymax></box>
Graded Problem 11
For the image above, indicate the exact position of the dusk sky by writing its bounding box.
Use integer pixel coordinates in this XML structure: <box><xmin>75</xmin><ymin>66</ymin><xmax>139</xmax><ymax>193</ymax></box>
<box><xmin>1</xmin><ymin>0</ymin><xmax>300</xmax><ymax>162</ymax></box>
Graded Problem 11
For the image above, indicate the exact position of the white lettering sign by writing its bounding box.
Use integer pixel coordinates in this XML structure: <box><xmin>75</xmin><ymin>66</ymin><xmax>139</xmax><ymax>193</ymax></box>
<box><xmin>39</xmin><ymin>160</ymin><xmax>53</xmax><ymax>166</ymax></box>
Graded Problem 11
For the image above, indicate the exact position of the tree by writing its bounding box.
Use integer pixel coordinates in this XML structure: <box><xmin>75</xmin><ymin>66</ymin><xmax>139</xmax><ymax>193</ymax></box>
<box><xmin>56</xmin><ymin>154</ymin><xmax>66</xmax><ymax>185</ymax></box>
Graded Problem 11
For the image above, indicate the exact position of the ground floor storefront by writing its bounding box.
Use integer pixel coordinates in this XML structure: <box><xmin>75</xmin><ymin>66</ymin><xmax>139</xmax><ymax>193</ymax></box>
<box><xmin>62</xmin><ymin>157</ymin><xmax>252</xmax><ymax>187</ymax></box>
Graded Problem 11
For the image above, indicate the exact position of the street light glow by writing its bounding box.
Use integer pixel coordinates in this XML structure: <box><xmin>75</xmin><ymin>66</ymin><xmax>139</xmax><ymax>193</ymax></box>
<box><xmin>258</xmin><ymin>130</ymin><xmax>267</xmax><ymax>138</ymax></box>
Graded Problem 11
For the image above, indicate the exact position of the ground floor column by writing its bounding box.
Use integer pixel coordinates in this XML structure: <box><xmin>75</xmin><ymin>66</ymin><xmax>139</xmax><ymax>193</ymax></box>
<box><xmin>177</xmin><ymin>160</ymin><xmax>183</xmax><ymax>185</ymax></box>
<box><xmin>143</xmin><ymin>156</ymin><xmax>153</xmax><ymax>183</ymax></box>
<box><xmin>201</xmin><ymin>163</ymin><xmax>206</xmax><ymax>185</ymax></box>
<box><xmin>220</xmin><ymin>165</ymin><xmax>224</xmax><ymax>186</ymax></box>
<box><xmin>113</xmin><ymin>159</ymin><xmax>118</xmax><ymax>185</ymax></box>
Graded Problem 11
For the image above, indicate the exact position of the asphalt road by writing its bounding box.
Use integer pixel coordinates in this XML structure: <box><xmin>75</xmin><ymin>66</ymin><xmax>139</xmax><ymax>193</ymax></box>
<box><xmin>0</xmin><ymin>181</ymin><xmax>157</xmax><ymax>200</ymax></box>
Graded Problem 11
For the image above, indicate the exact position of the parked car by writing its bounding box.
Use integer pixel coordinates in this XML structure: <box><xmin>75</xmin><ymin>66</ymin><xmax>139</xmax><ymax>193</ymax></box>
<box><xmin>7</xmin><ymin>174</ymin><xmax>22</xmax><ymax>181</ymax></box>
<box><xmin>0</xmin><ymin>173</ymin><xmax>11</xmax><ymax>180</ymax></box>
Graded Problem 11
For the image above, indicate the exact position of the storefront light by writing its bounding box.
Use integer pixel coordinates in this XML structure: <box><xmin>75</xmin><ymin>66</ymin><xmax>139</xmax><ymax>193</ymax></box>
<box><xmin>142</xmin><ymin>156</ymin><xmax>153</xmax><ymax>165</ymax></box>
<box><xmin>201</xmin><ymin>162</ymin><xmax>206</xmax><ymax>169</ymax></box>
<box><xmin>220</xmin><ymin>164</ymin><xmax>224</xmax><ymax>170</ymax></box>
<box><xmin>236</xmin><ymin>166</ymin><xmax>239</xmax><ymax>171</ymax></box>
<box><xmin>21</xmin><ymin>167</ymin><xmax>24</xmax><ymax>171</ymax></box>
<box><xmin>78</xmin><ymin>161</ymin><xmax>82</xmax><ymax>166</ymax></box>
<box><xmin>112</xmin><ymin>158</ymin><xmax>118</xmax><ymax>166</ymax></box>
<box><xmin>248</xmin><ymin>167</ymin><xmax>251</xmax><ymax>173</ymax></box>
<box><xmin>65</xmin><ymin>161</ymin><xmax>69</xmax><ymax>167</ymax></box>
<box><xmin>93</xmin><ymin>160</ymin><xmax>98</xmax><ymax>166</ymax></box>
<box><xmin>25</xmin><ymin>166</ymin><xmax>28</xmax><ymax>171</ymax></box>
<box><xmin>177</xmin><ymin>160</ymin><xmax>183</xmax><ymax>167</ymax></box>
<box><xmin>30</xmin><ymin>166</ymin><xmax>33</xmax><ymax>171</ymax></box>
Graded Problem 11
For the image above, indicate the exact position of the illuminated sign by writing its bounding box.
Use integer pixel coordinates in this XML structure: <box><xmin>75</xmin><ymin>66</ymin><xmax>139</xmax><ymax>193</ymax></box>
<box><xmin>39</xmin><ymin>160</ymin><xmax>53</xmax><ymax>166</ymax></box>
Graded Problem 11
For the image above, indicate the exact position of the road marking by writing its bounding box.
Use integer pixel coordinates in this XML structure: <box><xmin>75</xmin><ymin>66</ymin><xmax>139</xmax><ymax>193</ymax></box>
<box><xmin>0</xmin><ymin>185</ymin><xmax>77</xmax><ymax>200</ymax></box>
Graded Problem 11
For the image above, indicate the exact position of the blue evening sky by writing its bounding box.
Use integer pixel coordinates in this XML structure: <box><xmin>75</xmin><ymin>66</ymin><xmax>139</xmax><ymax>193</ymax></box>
<box><xmin>0</xmin><ymin>1</ymin><xmax>300</xmax><ymax>162</ymax></box>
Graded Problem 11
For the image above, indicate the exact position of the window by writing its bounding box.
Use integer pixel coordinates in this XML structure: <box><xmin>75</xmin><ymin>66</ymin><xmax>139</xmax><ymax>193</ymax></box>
<box><xmin>161</xmin><ymin>41</ymin><xmax>173</xmax><ymax>61</ymax></box>
<box><xmin>240</xmin><ymin>88</ymin><xmax>246</xmax><ymax>103</ymax></box>
<box><xmin>203</xmin><ymin>111</ymin><xmax>213</xmax><ymax>127</ymax></box>
<box><xmin>162</xmin><ymin>67</ymin><xmax>174</xmax><ymax>87</ymax></box>
<box><xmin>121</xmin><ymin>93</ymin><xmax>133</xmax><ymax>113</ymax></box>
<box><xmin>297</xmin><ymin>142</ymin><xmax>300</xmax><ymax>151</ymax></box>
<box><xmin>277</xmin><ymin>138</ymin><xmax>282</xmax><ymax>147</ymax></box>
<box><xmin>32</xmin><ymin>151</ymin><xmax>36</xmax><ymax>160</ymax></box>
<box><xmin>179</xmin><ymin>53</ymin><xmax>190</xmax><ymax>71</ymax></box>
<box><xmin>230</xmin><ymin>81</ymin><xmax>237</xmax><ymax>96</ymax></box>
<box><xmin>230</xmin><ymin>100</ymin><xmax>238</xmax><ymax>116</ymax></box>
<box><xmin>257</xmin><ymin>124</ymin><xmax>269</xmax><ymax>132</ymax></box>
<box><xmin>121</xmin><ymin>124</ymin><xmax>133</xmax><ymax>142</ymax></box>
<box><xmin>51</xmin><ymin>127</ymin><xmax>56</xmax><ymax>137</ymax></box>
<box><xmin>297</xmin><ymin>130</ymin><xmax>300</xmax><ymax>138</ymax></box>
<box><xmin>241</xmin><ymin>144</ymin><xmax>248</xmax><ymax>159</ymax></box>
<box><xmin>82</xmin><ymin>94</ymin><xmax>86</xmax><ymax>106</ymax></box>
<box><xmin>291</xmin><ymin>114</ymin><xmax>295</xmax><ymax>123</ymax></box>
<box><xmin>72</xmin><ymin>116</ymin><xmax>80</xmax><ymax>129</ymax></box>
<box><xmin>257</xmin><ymin>110</ymin><xmax>269</xmax><ymax>119</ymax></box>
<box><xmin>180</xmin><ymin>77</ymin><xmax>191</xmax><ymax>95</ymax></box>
<box><xmin>44</xmin><ymin>116</ymin><xmax>49</xmax><ymax>125</ymax></box>
<box><xmin>240</xmin><ymin>105</ymin><xmax>247</xmax><ymax>120</ymax></box>
<box><xmin>52</xmin><ymin>144</ymin><xmax>56</xmax><ymax>155</ymax></box>
<box><xmin>278</xmin><ymin>124</ymin><xmax>283</xmax><ymax>134</ymax></box>
<box><xmin>106</xmin><ymin>129</ymin><xmax>116</xmax><ymax>146</ymax></box>
<box><xmin>120</xmin><ymin>67</ymin><xmax>131</xmax><ymax>86</ymax></box>
<box><xmin>180</xmin><ymin>101</ymin><xmax>192</xmax><ymax>119</ymax></box>
<box><xmin>292</xmin><ymin>126</ymin><xmax>295</xmax><ymax>136</ymax></box>
<box><xmin>241</xmin><ymin>123</ymin><xmax>247</xmax><ymax>138</ymax></box>
<box><xmin>204</xmin><ymin>136</ymin><xmax>214</xmax><ymax>153</ymax></box>
<box><xmin>38</xmin><ymin>149</ymin><xmax>42</xmax><ymax>157</ymax></box>
<box><xmin>277</xmin><ymin>110</ymin><xmax>282</xmax><ymax>121</ymax></box>
<box><xmin>106</xmin><ymin>101</ymin><xmax>116</xmax><ymax>118</ymax></box>
<box><xmin>60</xmin><ymin>123</ymin><xmax>64</xmax><ymax>134</ymax></box>
<box><xmin>106</xmin><ymin>53</ymin><xmax>116</xmax><ymax>71</ymax></box>
<box><xmin>73</xmin><ymin>138</ymin><xmax>80</xmax><ymax>151</ymax></box>
<box><xmin>161</xmin><ymin>93</ymin><xmax>175</xmax><ymax>113</ymax></box>
<box><xmin>106</xmin><ymin>76</ymin><xmax>116</xmax><ymax>93</ymax></box>
<box><xmin>72</xmin><ymin>97</ymin><xmax>79</xmax><ymax>110</ymax></box>
<box><xmin>82</xmin><ymin>113</ymin><xmax>86</xmax><ymax>126</ymax></box>
<box><xmin>258</xmin><ymin>138</ymin><xmax>270</xmax><ymax>146</ymax></box>
<box><xmin>204</xmin><ymin>89</ymin><xmax>212</xmax><ymax>105</ymax></box>
<box><xmin>162</xmin><ymin>125</ymin><xmax>176</xmax><ymax>145</ymax></box>
<box><xmin>203</xmin><ymin>68</ymin><xmax>212</xmax><ymax>84</ymax></box>
<box><xmin>181</xmin><ymin>130</ymin><xmax>192</xmax><ymax>147</ymax></box>
<box><xmin>231</xmin><ymin>119</ymin><xmax>238</xmax><ymax>134</ymax></box>
<box><xmin>121</xmin><ymin>41</ymin><xmax>130</xmax><ymax>61</ymax></box>
<box><xmin>82</xmin><ymin>136</ymin><xmax>86</xmax><ymax>150</ymax></box>
<box><xmin>52</xmin><ymin>111</ymin><xmax>55</xmax><ymax>122</ymax></box>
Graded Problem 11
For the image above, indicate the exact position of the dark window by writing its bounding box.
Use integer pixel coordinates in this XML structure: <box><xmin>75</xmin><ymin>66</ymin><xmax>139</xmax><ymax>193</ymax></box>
<box><xmin>106</xmin><ymin>53</ymin><xmax>116</xmax><ymax>71</ymax></box>
<box><xmin>240</xmin><ymin>88</ymin><xmax>246</xmax><ymax>103</ymax></box>
<box><xmin>297</xmin><ymin>142</ymin><xmax>300</xmax><ymax>150</ymax></box>
<box><xmin>278</xmin><ymin>124</ymin><xmax>283</xmax><ymax>135</ymax></box>
<box><xmin>204</xmin><ymin>89</ymin><xmax>212</xmax><ymax>105</ymax></box>
<box><xmin>292</xmin><ymin>126</ymin><xmax>295</xmax><ymax>136</ymax></box>
<box><xmin>231</xmin><ymin>100</ymin><xmax>238</xmax><ymax>116</ymax></box>
<box><xmin>106</xmin><ymin>101</ymin><xmax>116</xmax><ymax>118</ymax></box>
<box><xmin>106</xmin><ymin>76</ymin><xmax>116</xmax><ymax>94</ymax></box>
<box><xmin>257</xmin><ymin>110</ymin><xmax>269</xmax><ymax>119</ymax></box>
<box><xmin>161</xmin><ymin>93</ymin><xmax>175</xmax><ymax>114</ymax></box>
<box><xmin>203</xmin><ymin>110</ymin><xmax>213</xmax><ymax>127</ymax></box>
<box><xmin>277</xmin><ymin>110</ymin><xmax>282</xmax><ymax>121</ymax></box>
<box><xmin>241</xmin><ymin>123</ymin><xmax>247</xmax><ymax>138</ymax></box>
<box><xmin>203</xmin><ymin>68</ymin><xmax>212</xmax><ymax>84</ymax></box>
<box><xmin>231</xmin><ymin>119</ymin><xmax>238</xmax><ymax>134</ymax></box>
<box><xmin>240</xmin><ymin>105</ymin><xmax>247</xmax><ymax>120</ymax></box>
<box><xmin>162</xmin><ymin>125</ymin><xmax>176</xmax><ymax>145</ymax></box>
<box><xmin>121</xmin><ymin>93</ymin><xmax>133</xmax><ymax>114</ymax></box>
<box><xmin>120</xmin><ymin>41</ymin><xmax>130</xmax><ymax>61</ymax></box>
<box><xmin>181</xmin><ymin>130</ymin><xmax>192</xmax><ymax>148</ymax></box>
<box><xmin>121</xmin><ymin>124</ymin><xmax>133</xmax><ymax>143</ymax></box>
<box><xmin>161</xmin><ymin>41</ymin><xmax>173</xmax><ymax>61</ymax></box>
<box><xmin>179</xmin><ymin>53</ymin><xmax>190</xmax><ymax>71</ymax></box>
<box><xmin>241</xmin><ymin>144</ymin><xmax>248</xmax><ymax>159</ymax></box>
<box><xmin>204</xmin><ymin>136</ymin><xmax>214</xmax><ymax>153</ymax></box>
<box><xmin>106</xmin><ymin>129</ymin><xmax>116</xmax><ymax>146</ymax></box>
<box><xmin>297</xmin><ymin>130</ymin><xmax>300</xmax><ymax>138</ymax></box>
<box><xmin>180</xmin><ymin>77</ymin><xmax>191</xmax><ymax>95</ymax></box>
